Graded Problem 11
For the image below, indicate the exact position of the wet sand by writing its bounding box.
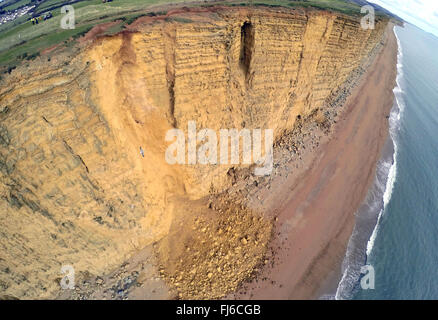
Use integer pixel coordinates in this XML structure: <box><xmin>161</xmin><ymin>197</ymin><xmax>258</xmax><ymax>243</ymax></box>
<box><xmin>231</xmin><ymin>24</ymin><xmax>399</xmax><ymax>299</ymax></box>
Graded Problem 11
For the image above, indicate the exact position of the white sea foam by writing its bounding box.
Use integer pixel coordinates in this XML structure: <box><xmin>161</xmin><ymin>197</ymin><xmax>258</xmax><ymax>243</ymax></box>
<box><xmin>335</xmin><ymin>227</ymin><xmax>359</xmax><ymax>300</ymax></box>
<box><xmin>335</xmin><ymin>26</ymin><xmax>405</xmax><ymax>300</ymax></box>
<box><xmin>366</xmin><ymin>27</ymin><xmax>404</xmax><ymax>257</ymax></box>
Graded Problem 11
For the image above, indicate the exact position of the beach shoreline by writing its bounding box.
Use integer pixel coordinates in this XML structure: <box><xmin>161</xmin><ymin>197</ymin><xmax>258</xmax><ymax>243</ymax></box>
<box><xmin>229</xmin><ymin>23</ymin><xmax>399</xmax><ymax>300</ymax></box>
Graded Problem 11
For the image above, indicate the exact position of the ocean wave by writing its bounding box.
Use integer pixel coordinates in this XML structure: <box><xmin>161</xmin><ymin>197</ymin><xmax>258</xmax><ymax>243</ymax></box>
<box><xmin>334</xmin><ymin>26</ymin><xmax>405</xmax><ymax>300</ymax></box>
<box><xmin>366</xmin><ymin>27</ymin><xmax>405</xmax><ymax>257</ymax></box>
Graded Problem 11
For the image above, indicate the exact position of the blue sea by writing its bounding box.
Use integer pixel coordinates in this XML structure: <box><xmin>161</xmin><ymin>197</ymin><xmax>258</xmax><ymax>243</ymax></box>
<box><xmin>335</xmin><ymin>23</ymin><xmax>438</xmax><ymax>300</ymax></box>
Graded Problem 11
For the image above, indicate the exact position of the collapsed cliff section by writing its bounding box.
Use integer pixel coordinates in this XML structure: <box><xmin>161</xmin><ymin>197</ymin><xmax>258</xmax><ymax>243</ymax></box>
<box><xmin>0</xmin><ymin>6</ymin><xmax>388</xmax><ymax>299</ymax></box>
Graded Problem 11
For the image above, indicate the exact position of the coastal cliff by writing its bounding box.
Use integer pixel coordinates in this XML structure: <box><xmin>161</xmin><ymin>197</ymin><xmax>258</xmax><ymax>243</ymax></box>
<box><xmin>0</xmin><ymin>6</ymin><xmax>389</xmax><ymax>299</ymax></box>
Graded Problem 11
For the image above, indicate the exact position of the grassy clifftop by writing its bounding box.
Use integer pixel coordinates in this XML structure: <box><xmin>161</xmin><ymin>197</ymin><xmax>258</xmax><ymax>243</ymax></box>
<box><xmin>0</xmin><ymin>0</ymin><xmax>394</xmax><ymax>74</ymax></box>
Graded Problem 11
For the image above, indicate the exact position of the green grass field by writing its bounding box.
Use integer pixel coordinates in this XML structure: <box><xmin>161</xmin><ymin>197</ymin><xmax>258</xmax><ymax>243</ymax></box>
<box><xmin>2</xmin><ymin>0</ymin><xmax>32</xmax><ymax>11</ymax></box>
<box><xmin>0</xmin><ymin>0</ymin><xmax>186</xmax><ymax>71</ymax></box>
<box><xmin>0</xmin><ymin>0</ymin><xmax>387</xmax><ymax>73</ymax></box>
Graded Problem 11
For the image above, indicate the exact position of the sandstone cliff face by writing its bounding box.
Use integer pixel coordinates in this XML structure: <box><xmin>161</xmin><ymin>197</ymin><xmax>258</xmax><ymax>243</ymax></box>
<box><xmin>0</xmin><ymin>6</ymin><xmax>387</xmax><ymax>298</ymax></box>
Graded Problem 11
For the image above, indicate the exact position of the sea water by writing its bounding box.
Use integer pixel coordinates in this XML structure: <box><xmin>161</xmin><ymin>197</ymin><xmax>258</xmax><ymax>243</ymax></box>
<box><xmin>336</xmin><ymin>23</ymin><xmax>438</xmax><ymax>300</ymax></box>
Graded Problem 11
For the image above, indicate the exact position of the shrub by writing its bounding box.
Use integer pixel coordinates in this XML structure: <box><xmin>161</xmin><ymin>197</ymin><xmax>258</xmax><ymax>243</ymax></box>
<box><xmin>25</xmin><ymin>52</ymin><xmax>40</xmax><ymax>60</ymax></box>
<box><xmin>7</xmin><ymin>66</ymin><xmax>16</xmax><ymax>74</ymax></box>
<box><xmin>17</xmin><ymin>52</ymin><xmax>28</xmax><ymax>59</ymax></box>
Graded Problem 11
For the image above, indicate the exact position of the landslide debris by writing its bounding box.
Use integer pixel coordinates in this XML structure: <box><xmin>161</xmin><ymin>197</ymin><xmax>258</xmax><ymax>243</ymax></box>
<box><xmin>156</xmin><ymin>198</ymin><xmax>273</xmax><ymax>299</ymax></box>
